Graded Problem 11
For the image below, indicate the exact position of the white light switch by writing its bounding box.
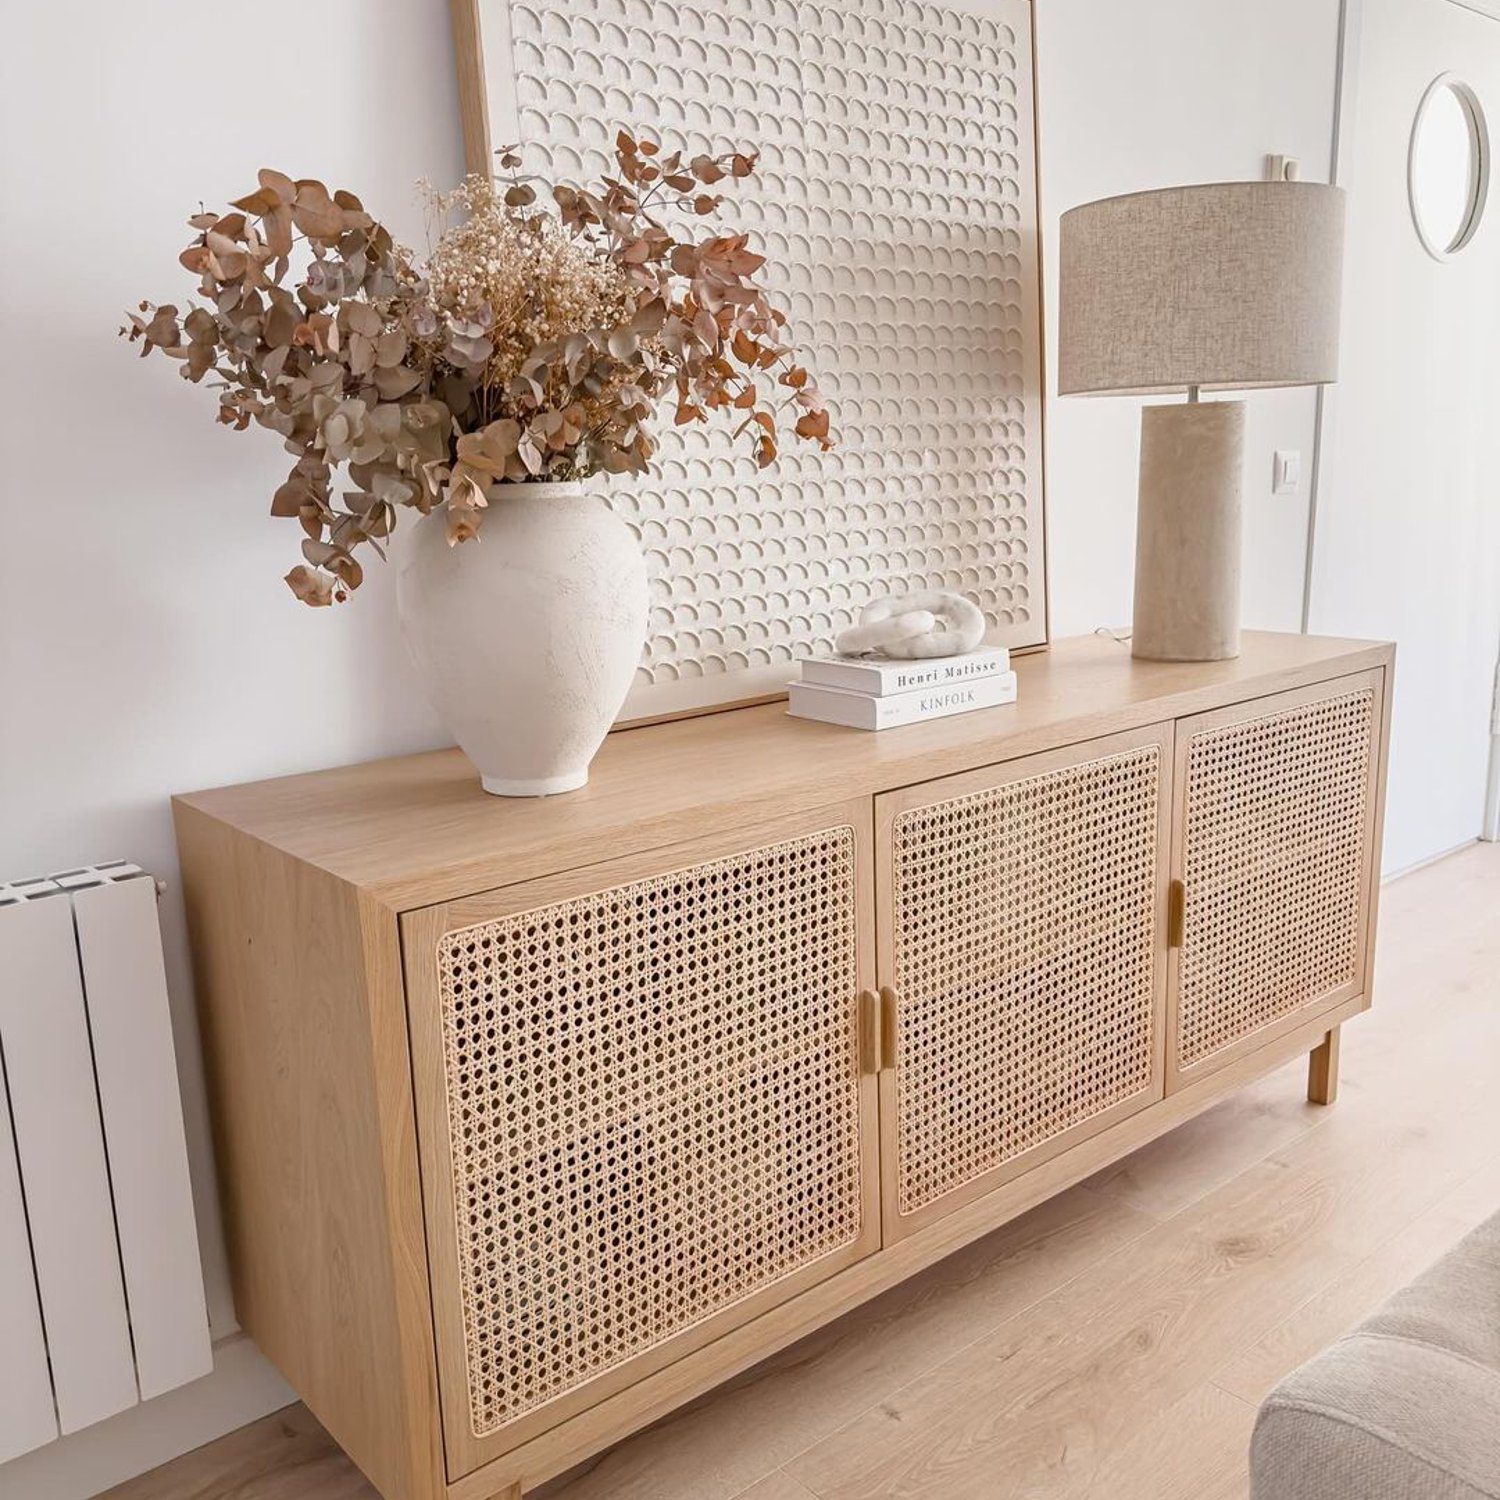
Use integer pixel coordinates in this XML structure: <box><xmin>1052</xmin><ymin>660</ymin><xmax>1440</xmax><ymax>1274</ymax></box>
<box><xmin>1272</xmin><ymin>450</ymin><xmax>1302</xmax><ymax>495</ymax></box>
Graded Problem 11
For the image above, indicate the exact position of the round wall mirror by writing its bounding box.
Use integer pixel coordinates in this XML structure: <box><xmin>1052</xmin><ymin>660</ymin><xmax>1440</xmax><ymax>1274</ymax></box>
<box><xmin>1409</xmin><ymin>74</ymin><xmax>1490</xmax><ymax>259</ymax></box>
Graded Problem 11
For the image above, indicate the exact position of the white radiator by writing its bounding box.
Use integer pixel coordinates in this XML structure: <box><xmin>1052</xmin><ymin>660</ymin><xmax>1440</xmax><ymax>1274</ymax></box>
<box><xmin>0</xmin><ymin>863</ymin><xmax>212</xmax><ymax>1464</ymax></box>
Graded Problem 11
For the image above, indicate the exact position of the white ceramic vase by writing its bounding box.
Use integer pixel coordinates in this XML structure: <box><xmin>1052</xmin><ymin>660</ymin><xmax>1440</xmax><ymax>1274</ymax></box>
<box><xmin>397</xmin><ymin>480</ymin><xmax>648</xmax><ymax>797</ymax></box>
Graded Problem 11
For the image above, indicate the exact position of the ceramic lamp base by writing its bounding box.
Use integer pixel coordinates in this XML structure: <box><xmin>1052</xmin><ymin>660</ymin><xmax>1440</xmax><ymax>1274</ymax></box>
<box><xmin>1132</xmin><ymin>400</ymin><xmax>1245</xmax><ymax>662</ymax></box>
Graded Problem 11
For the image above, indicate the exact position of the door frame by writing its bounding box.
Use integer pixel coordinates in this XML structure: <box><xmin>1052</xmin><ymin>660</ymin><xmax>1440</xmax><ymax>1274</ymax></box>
<box><xmin>873</xmin><ymin>722</ymin><xmax>1175</xmax><ymax>1242</ymax></box>
<box><xmin>400</xmin><ymin>798</ymin><xmax>881</xmax><ymax>1480</ymax></box>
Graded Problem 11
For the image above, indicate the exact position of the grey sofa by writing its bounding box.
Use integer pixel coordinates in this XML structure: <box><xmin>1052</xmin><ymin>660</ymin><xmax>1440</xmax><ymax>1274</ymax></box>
<box><xmin>1251</xmin><ymin>1212</ymin><xmax>1500</xmax><ymax>1499</ymax></box>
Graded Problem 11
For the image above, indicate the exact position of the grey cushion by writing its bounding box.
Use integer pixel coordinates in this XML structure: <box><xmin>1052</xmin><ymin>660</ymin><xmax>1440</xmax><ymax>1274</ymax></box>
<box><xmin>1251</xmin><ymin>1212</ymin><xmax>1500</xmax><ymax>1499</ymax></box>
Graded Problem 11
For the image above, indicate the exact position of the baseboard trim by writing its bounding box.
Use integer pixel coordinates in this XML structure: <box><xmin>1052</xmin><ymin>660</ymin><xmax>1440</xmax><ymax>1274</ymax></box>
<box><xmin>0</xmin><ymin>1334</ymin><xmax>292</xmax><ymax>1500</ymax></box>
<box><xmin>1383</xmin><ymin>837</ymin><xmax>1480</xmax><ymax>885</ymax></box>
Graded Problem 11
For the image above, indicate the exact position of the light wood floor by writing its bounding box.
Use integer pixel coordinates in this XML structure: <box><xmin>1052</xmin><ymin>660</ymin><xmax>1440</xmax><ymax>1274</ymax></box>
<box><xmin>106</xmin><ymin>840</ymin><xmax>1500</xmax><ymax>1500</ymax></box>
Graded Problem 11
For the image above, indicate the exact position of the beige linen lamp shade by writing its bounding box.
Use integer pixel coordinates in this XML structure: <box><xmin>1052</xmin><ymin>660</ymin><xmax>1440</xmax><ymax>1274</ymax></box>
<box><xmin>1058</xmin><ymin>181</ymin><xmax>1346</xmax><ymax>396</ymax></box>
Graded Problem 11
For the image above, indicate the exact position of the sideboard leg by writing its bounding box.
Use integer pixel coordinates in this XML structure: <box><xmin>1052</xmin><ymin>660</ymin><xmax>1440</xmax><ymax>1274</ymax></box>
<box><xmin>1307</xmin><ymin>1026</ymin><xmax>1341</xmax><ymax>1105</ymax></box>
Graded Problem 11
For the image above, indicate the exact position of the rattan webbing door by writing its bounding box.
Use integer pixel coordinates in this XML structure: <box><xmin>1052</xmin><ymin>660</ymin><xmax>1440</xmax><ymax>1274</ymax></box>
<box><xmin>401</xmin><ymin>803</ymin><xmax>878</xmax><ymax>1477</ymax></box>
<box><xmin>1168</xmin><ymin>671</ymin><xmax>1385</xmax><ymax>1087</ymax></box>
<box><xmin>876</xmin><ymin>725</ymin><xmax>1172</xmax><ymax>1239</ymax></box>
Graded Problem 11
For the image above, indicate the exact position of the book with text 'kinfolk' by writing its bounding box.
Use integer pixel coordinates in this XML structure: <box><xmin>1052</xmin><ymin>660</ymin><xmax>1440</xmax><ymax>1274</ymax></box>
<box><xmin>798</xmin><ymin>644</ymin><xmax>1011</xmax><ymax>696</ymax></box>
<box><xmin>787</xmin><ymin>671</ymin><xmax>1019</xmax><ymax>731</ymax></box>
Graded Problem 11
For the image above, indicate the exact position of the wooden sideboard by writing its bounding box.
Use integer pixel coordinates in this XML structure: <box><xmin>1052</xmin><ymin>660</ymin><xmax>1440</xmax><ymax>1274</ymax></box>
<box><xmin>174</xmin><ymin>631</ymin><xmax>1394</xmax><ymax>1500</ymax></box>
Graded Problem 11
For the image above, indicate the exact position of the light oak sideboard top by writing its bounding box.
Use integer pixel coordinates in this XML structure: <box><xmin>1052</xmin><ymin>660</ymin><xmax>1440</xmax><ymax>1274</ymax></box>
<box><xmin>175</xmin><ymin>630</ymin><xmax>1393</xmax><ymax>911</ymax></box>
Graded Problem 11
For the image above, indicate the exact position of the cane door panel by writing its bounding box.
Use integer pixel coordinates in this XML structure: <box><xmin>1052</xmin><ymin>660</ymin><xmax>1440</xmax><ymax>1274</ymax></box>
<box><xmin>401</xmin><ymin>803</ymin><xmax>879</xmax><ymax>1478</ymax></box>
<box><xmin>876</xmin><ymin>724</ymin><xmax>1173</xmax><ymax>1240</ymax></box>
<box><xmin>1168</xmin><ymin>670</ymin><xmax>1386</xmax><ymax>1087</ymax></box>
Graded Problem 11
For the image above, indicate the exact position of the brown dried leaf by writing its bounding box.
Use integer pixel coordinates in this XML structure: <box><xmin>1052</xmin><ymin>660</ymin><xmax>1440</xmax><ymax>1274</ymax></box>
<box><xmin>301</xmin><ymin>537</ymin><xmax>343</xmax><ymax>568</ymax></box>
<box><xmin>445</xmin><ymin>468</ymin><xmax>489</xmax><ymax>543</ymax></box>
<box><xmin>692</xmin><ymin>308</ymin><xmax>719</xmax><ymax>347</ymax></box>
<box><xmin>144</xmin><ymin>305</ymin><xmax>182</xmax><ymax>348</ymax></box>
<box><xmin>285</xmin><ymin>564</ymin><xmax>336</xmax><ymax>606</ymax></box>
<box><xmin>347</xmin><ymin>333</ymin><xmax>376</xmax><ymax>377</ymax></box>
<box><xmin>257</xmin><ymin>168</ymin><xmax>296</xmax><ymax>203</ymax></box>
<box><xmin>374</xmin><ymin>328</ymin><xmax>407</xmax><ymax>367</ymax></box>
<box><xmin>607</xmin><ymin>329</ymin><xmax>639</xmax><ymax>361</ymax></box>
<box><xmin>270</xmin><ymin>477</ymin><xmax>310</xmax><ymax>516</ymax></box>
<box><xmin>231</xmin><ymin>187</ymin><xmax>281</xmax><ymax>216</ymax></box>
<box><xmin>456</xmin><ymin>419</ymin><xmax>520</xmax><ymax>477</ymax></box>
<box><xmin>343</xmin><ymin>301</ymin><xmax>381</xmax><ymax>337</ymax></box>
<box><xmin>794</xmin><ymin>408</ymin><xmax>830</xmax><ymax>442</ymax></box>
<box><xmin>262</xmin><ymin>298</ymin><xmax>298</xmax><ymax>348</ymax></box>
<box><xmin>262</xmin><ymin>204</ymin><xmax>293</xmax><ymax>257</ymax></box>
<box><xmin>291</xmin><ymin>180</ymin><xmax>343</xmax><ymax>239</ymax></box>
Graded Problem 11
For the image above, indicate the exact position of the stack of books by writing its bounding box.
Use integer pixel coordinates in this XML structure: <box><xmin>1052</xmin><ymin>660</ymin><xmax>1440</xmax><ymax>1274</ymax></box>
<box><xmin>788</xmin><ymin>645</ymin><xmax>1017</xmax><ymax>730</ymax></box>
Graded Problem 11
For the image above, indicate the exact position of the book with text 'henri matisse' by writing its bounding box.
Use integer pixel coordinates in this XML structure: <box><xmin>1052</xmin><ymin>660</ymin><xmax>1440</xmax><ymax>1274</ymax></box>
<box><xmin>787</xmin><ymin>670</ymin><xmax>1018</xmax><ymax>731</ymax></box>
<box><xmin>798</xmin><ymin>644</ymin><xmax>1011</xmax><ymax>697</ymax></box>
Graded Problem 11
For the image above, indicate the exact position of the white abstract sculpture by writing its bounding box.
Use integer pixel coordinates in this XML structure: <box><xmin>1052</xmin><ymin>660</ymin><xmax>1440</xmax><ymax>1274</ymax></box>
<box><xmin>835</xmin><ymin>590</ymin><xmax>986</xmax><ymax>660</ymax></box>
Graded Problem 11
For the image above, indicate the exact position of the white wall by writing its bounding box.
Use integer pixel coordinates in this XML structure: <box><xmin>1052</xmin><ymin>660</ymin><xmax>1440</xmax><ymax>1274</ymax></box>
<box><xmin>1037</xmin><ymin>0</ymin><xmax>1345</xmax><ymax>638</ymax></box>
<box><xmin>0</xmin><ymin>4</ymin><xmax>459</xmax><ymax>1495</ymax></box>
<box><xmin>1307</xmin><ymin>0</ymin><xmax>1500</xmax><ymax>874</ymax></box>
<box><xmin>0</xmin><ymin>2</ymin><xmax>1348</xmax><ymax>1494</ymax></box>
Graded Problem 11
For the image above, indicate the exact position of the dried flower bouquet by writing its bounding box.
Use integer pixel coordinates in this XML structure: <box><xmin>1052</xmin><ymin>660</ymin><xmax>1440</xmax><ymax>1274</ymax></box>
<box><xmin>123</xmin><ymin>135</ymin><xmax>831</xmax><ymax>606</ymax></box>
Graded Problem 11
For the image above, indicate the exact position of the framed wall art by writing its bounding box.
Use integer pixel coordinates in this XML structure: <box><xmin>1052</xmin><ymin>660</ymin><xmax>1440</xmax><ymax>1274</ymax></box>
<box><xmin>451</xmin><ymin>0</ymin><xmax>1049</xmax><ymax>720</ymax></box>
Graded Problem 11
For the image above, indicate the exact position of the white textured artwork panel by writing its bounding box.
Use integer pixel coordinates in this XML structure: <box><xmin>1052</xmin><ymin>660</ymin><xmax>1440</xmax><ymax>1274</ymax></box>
<box><xmin>480</xmin><ymin>0</ymin><xmax>1047</xmax><ymax>717</ymax></box>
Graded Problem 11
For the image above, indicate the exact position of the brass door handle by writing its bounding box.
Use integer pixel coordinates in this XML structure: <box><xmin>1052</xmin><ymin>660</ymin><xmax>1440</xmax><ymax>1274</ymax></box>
<box><xmin>859</xmin><ymin>989</ymin><xmax>900</xmax><ymax>1072</ymax></box>
<box><xmin>1168</xmin><ymin>879</ymin><xmax>1186</xmax><ymax>949</ymax></box>
<box><xmin>859</xmin><ymin>990</ymin><xmax>881</xmax><ymax>1074</ymax></box>
<box><xmin>879</xmin><ymin>986</ymin><xmax>899</xmax><ymax>1069</ymax></box>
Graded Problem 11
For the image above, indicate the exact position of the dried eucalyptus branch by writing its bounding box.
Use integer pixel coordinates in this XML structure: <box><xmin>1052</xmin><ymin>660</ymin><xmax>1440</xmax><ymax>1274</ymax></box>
<box><xmin>122</xmin><ymin>137</ymin><xmax>832</xmax><ymax>605</ymax></box>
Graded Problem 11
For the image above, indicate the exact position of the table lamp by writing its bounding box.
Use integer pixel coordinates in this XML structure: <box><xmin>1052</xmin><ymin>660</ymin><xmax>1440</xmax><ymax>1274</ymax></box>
<box><xmin>1058</xmin><ymin>182</ymin><xmax>1346</xmax><ymax>661</ymax></box>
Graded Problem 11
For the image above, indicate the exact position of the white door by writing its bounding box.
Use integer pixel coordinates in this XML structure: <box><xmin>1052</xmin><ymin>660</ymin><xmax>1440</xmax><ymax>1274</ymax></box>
<box><xmin>1309</xmin><ymin>0</ymin><xmax>1500</xmax><ymax>873</ymax></box>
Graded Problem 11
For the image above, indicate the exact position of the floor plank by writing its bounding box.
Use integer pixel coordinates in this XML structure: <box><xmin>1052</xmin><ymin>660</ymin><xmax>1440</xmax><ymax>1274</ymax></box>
<box><xmin>781</xmin><ymin>1148</ymin><xmax>1442</xmax><ymax>1499</ymax></box>
<box><xmin>532</xmin><ymin>1185</ymin><xmax>1154</xmax><ymax>1500</ymax></box>
<box><xmin>1080</xmin><ymin>1064</ymin><xmax>1324</xmax><ymax>1221</ymax></box>
<box><xmin>1213</xmin><ymin>1149</ymin><xmax>1500</xmax><ymax>1404</ymax></box>
<box><xmin>101</xmin><ymin>842</ymin><xmax>1500</xmax><ymax>1500</ymax></box>
<box><xmin>730</xmin><ymin>1472</ymin><xmax>822</xmax><ymax>1500</ymax></box>
<box><xmin>1072</xmin><ymin>1383</ymin><xmax>1257</xmax><ymax>1500</ymax></box>
<box><xmin>99</xmin><ymin>1406</ymin><xmax>377</xmax><ymax>1500</ymax></box>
